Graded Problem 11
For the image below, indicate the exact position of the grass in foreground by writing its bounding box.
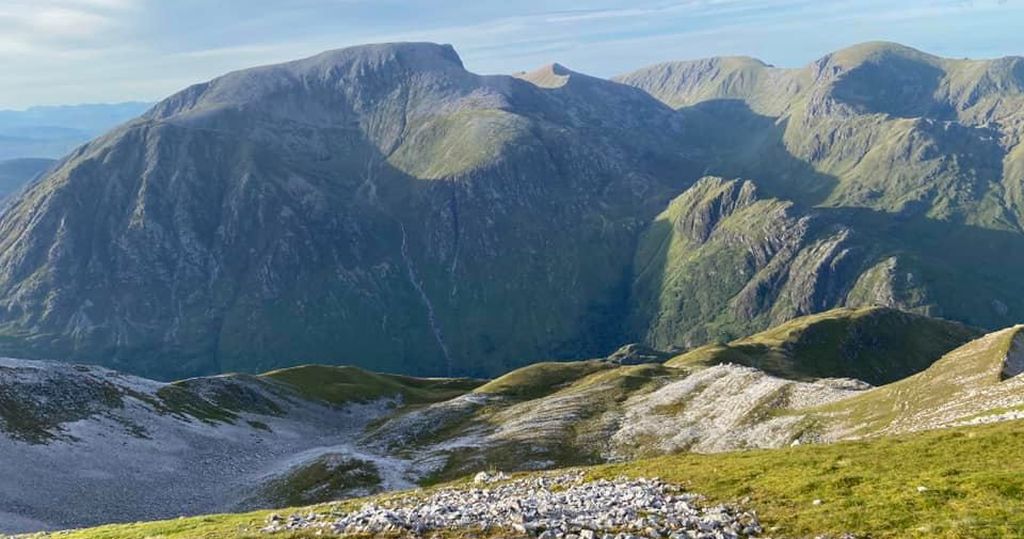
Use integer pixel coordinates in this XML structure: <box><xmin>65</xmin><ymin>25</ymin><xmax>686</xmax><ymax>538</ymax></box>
<box><xmin>595</xmin><ymin>420</ymin><xmax>1024</xmax><ymax>538</ymax></box>
<box><xmin>31</xmin><ymin>420</ymin><xmax>1024</xmax><ymax>539</ymax></box>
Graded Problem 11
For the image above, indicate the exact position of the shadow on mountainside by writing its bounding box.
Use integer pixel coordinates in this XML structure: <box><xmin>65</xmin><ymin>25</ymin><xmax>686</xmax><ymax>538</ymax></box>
<box><xmin>677</xmin><ymin>99</ymin><xmax>839</xmax><ymax>207</ymax></box>
<box><xmin>625</xmin><ymin>98</ymin><xmax>1024</xmax><ymax>350</ymax></box>
<box><xmin>0</xmin><ymin>78</ymin><xmax>702</xmax><ymax>380</ymax></box>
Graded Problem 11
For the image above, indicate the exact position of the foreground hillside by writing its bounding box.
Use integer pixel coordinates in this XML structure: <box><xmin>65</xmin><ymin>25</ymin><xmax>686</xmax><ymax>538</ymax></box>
<box><xmin>0</xmin><ymin>42</ymin><xmax>1023</xmax><ymax>379</ymax></box>
<box><xmin>4</xmin><ymin>307</ymin><xmax>1023</xmax><ymax>533</ymax></box>
<box><xmin>27</xmin><ymin>419</ymin><xmax>1024</xmax><ymax>538</ymax></box>
<box><xmin>0</xmin><ymin>359</ymin><xmax>481</xmax><ymax>532</ymax></box>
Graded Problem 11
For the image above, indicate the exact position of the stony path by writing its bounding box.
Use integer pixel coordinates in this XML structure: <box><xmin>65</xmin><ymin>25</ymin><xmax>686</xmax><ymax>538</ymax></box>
<box><xmin>261</xmin><ymin>471</ymin><xmax>763</xmax><ymax>538</ymax></box>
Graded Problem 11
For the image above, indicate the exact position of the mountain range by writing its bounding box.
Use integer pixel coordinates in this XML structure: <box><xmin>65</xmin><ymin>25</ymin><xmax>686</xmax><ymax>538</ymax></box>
<box><xmin>2</xmin><ymin>40</ymin><xmax>1024</xmax><ymax>537</ymax></box>
<box><xmin>0</xmin><ymin>102</ymin><xmax>151</xmax><ymax>162</ymax></box>
<box><xmin>0</xmin><ymin>41</ymin><xmax>1021</xmax><ymax>384</ymax></box>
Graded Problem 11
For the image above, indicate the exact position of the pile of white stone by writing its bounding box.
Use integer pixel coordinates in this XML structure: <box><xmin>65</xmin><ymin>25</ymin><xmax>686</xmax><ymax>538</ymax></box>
<box><xmin>260</xmin><ymin>471</ymin><xmax>763</xmax><ymax>538</ymax></box>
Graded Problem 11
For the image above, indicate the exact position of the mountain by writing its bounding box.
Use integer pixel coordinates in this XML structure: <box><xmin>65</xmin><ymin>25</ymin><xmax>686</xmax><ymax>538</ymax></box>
<box><xmin>0</xmin><ymin>42</ymin><xmax>1023</xmax><ymax>380</ymax></box>
<box><xmin>0</xmin><ymin>43</ymin><xmax>698</xmax><ymax>380</ymax></box>
<box><xmin>616</xmin><ymin>41</ymin><xmax>1024</xmax><ymax>227</ymax></box>
<box><xmin>2</xmin><ymin>307</ymin><xmax>1019</xmax><ymax>533</ymax></box>
<box><xmin>615</xmin><ymin>42</ymin><xmax>1024</xmax><ymax>343</ymax></box>
<box><xmin>0</xmin><ymin>102</ymin><xmax>151</xmax><ymax>160</ymax></box>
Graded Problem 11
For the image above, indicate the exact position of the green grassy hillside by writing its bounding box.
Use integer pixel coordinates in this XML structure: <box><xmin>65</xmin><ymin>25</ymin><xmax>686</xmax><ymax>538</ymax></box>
<box><xmin>36</xmin><ymin>419</ymin><xmax>1024</xmax><ymax>539</ymax></box>
<box><xmin>667</xmin><ymin>306</ymin><xmax>979</xmax><ymax>384</ymax></box>
<box><xmin>262</xmin><ymin>365</ymin><xmax>484</xmax><ymax>406</ymax></box>
<box><xmin>818</xmin><ymin>325</ymin><xmax>1024</xmax><ymax>435</ymax></box>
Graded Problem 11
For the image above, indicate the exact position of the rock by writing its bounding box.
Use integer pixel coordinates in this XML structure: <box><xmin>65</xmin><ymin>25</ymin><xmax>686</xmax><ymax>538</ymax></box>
<box><xmin>473</xmin><ymin>470</ymin><xmax>511</xmax><ymax>484</ymax></box>
<box><xmin>258</xmin><ymin>472</ymin><xmax>762</xmax><ymax>537</ymax></box>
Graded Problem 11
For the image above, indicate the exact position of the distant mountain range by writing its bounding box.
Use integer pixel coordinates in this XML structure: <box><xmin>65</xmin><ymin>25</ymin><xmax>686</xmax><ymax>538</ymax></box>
<box><xmin>0</xmin><ymin>42</ymin><xmax>1022</xmax><ymax>381</ymax></box>
<box><xmin>0</xmin><ymin>157</ymin><xmax>54</xmax><ymax>201</ymax></box>
<box><xmin>0</xmin><ymin>102</ymin><xmax>152</xmax><ymax>160</ymax></box>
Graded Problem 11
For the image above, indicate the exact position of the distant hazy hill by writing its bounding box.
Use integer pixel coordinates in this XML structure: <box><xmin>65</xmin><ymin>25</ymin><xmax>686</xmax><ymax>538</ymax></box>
<box><xmin>0</xmin><ymin>42</ymin><xmax>1022</xmax><ymax>379</ymax></box>
<box><xmin>0</xmin><ymin>102</ymin><xmax>151</xmax><ymax>160</ymax></box>
<box><xmin>0</xmin><ymin>158</ymin><xmax>54</xmax><ymax>201</ymax></box>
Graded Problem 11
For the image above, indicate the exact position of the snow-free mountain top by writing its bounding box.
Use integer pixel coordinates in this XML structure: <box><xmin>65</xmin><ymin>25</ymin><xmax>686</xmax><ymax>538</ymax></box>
<box><xmin>0</xmin><ymin>41</ymin><xmax>1023</xmax><ymax>384</ymax></box>
<box><xmin>145</xmin><ymin>42</ymin><xmax>469</xmax><ymax>123</ymax></box>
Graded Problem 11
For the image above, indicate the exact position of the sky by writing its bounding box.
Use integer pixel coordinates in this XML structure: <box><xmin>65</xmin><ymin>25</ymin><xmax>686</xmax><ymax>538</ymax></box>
<box><xmin>1</xmin><ymin>0</ymin><xmax>1023</xmax><ymax>109</ymax></box>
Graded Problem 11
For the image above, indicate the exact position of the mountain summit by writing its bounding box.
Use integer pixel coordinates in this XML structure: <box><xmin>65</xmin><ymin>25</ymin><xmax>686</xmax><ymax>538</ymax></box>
<box><xmin>0</xmin><ymin>42</ymin><xmax>694</xmax><ymax>379</ymax></box>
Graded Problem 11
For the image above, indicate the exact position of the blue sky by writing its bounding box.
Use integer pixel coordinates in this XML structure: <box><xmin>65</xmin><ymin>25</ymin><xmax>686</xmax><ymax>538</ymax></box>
<box><xmin>1</xmin><ymin>0</ymin><xmax>1022</xmax><ymax>109</ymax></box>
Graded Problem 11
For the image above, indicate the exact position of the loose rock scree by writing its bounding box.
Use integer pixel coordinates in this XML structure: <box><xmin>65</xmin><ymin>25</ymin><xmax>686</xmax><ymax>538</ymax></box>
<box><xmin>261</xmin><ymin>471</ymin><xmax>763</xmax><ymax>538</ymax></box>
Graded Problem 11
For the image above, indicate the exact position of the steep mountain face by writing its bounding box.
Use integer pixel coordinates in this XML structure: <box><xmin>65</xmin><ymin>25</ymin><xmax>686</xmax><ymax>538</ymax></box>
<box><xmin>1</xmin><ymin>41</ymin><xmax>1023</xmax><ymax>379</ymax></box>
<box><xmin>629</xmin><ymin>176</ymin><xmax>1024</xmax><ymax>345</ymax></box>
<box><xmin>618</xmin><ymin>42</ymin><xmax>1024</xmax><ymax>338</ymax></box>
<box><xmin>0</xmin><ymin>43</ymin><xmax>697</xmax><ymax>379</ymax></box>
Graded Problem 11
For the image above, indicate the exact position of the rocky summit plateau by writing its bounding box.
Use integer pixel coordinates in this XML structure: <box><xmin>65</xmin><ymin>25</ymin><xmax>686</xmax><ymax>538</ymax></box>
<box><xmin>1</xmin><ymin>38</ymin><xmax>1023</xmax><ymax>539</ymax></box>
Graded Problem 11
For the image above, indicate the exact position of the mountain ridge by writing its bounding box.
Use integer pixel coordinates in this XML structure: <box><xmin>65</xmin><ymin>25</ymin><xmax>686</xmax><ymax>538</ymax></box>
<box><xmin>0</xmin><ymin>41</ymin><xmax>696</xmax><ymax>380</ymax></box>
<box><xmin>0</xmin><ymin>41</ymin><xmax>1022</xmax><ymax>380</ymax></box>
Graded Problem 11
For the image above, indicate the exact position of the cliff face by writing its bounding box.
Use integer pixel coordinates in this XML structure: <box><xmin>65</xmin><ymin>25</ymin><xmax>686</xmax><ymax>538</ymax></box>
<box><xmin>628</xmin><ymin>175</ymin><xmax>1024</xmax><ymax>348</ymax></box>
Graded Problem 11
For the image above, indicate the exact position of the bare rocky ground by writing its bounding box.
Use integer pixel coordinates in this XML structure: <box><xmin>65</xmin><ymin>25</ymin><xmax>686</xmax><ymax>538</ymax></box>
<box><xmin>3</xmin><ymin>326</ymin><xmax>1023</xmax><ymax>533</ymax></box>
<box><xmin>0</xmin><ymin>358</ymin><xmax>417</xmax><ymax>534</ymax></box>
<box><xmin>259</xmin><ymin>471</ymin><xmax>763</xmax><ymax>539</ymax></box>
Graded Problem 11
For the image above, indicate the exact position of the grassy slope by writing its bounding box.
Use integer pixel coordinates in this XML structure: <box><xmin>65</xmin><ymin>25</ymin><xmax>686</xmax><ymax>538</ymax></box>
<box><xmin>667</xmin><ymin>306</ymin><xmax>979</xmax><ymax>384</ymax></box>
<box><xmin>261</xmin><ymin>365</ymin><xmax>484</xmax><ymax>406</ymax></box>
<box><xmin>39</xmin><ymin>419</ymin><xmax>1024</xmax><ymax>539</ymax></box>
<box><xmin>473</xmin><ymin>360</ymin><xmax>615</xmax><ymax>399</ymax></box>
<box><xmin>818</xmin><ymin>325</ymin><xmax>1024</xmax><ymax>435</ymax></box>
<box><xmin>596</xmin><ymin>420</ymin><xmax>1024</xmax><ymax>539</ymax></box>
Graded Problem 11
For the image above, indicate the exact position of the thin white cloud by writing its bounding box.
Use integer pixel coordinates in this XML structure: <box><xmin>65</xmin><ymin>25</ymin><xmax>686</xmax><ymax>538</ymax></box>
<box><xmin>26</xmin><ymin>7</ymin><xmax>112</xmax><ymax>36</ymax></box>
